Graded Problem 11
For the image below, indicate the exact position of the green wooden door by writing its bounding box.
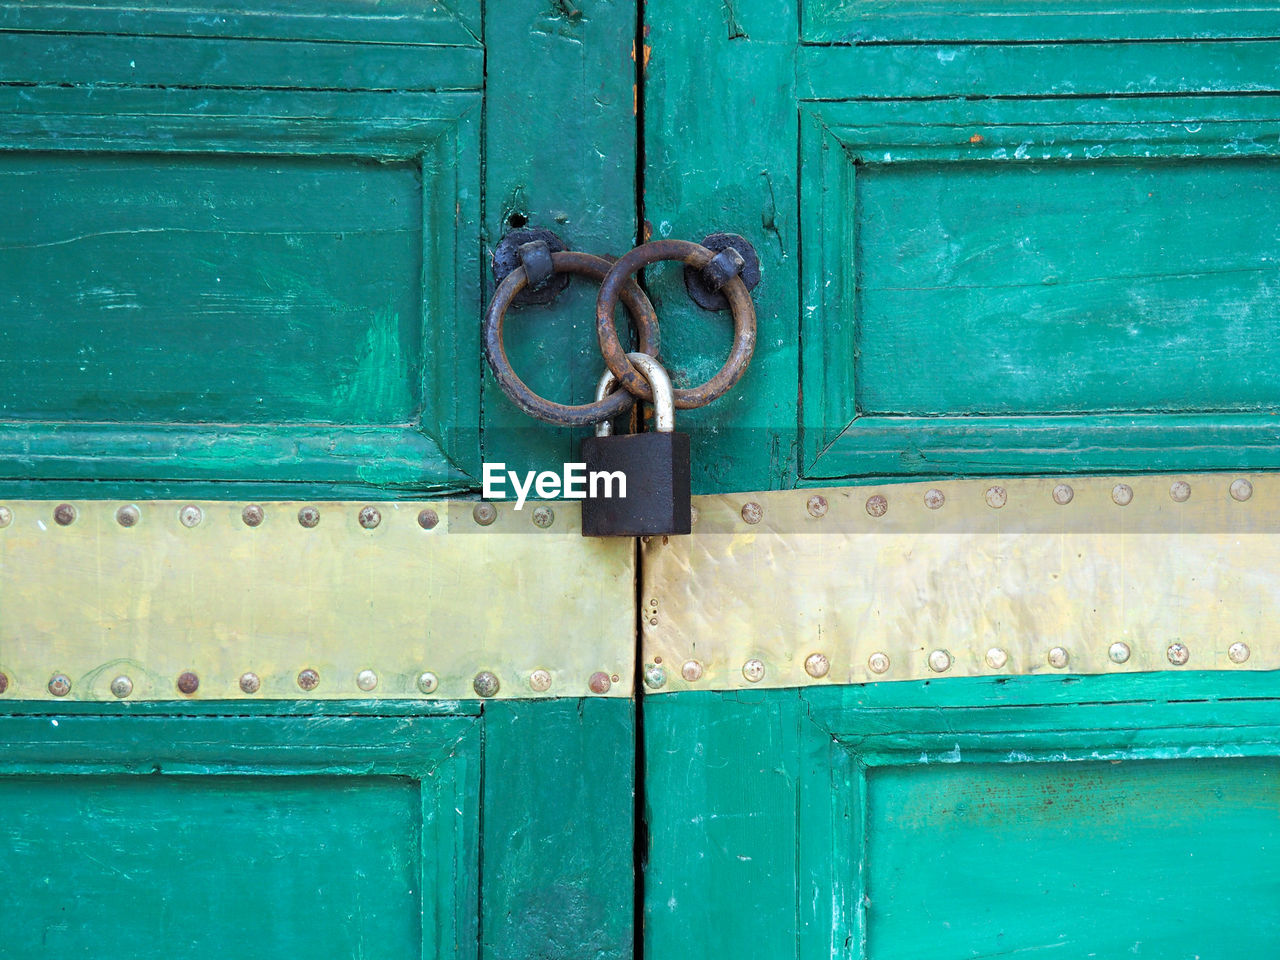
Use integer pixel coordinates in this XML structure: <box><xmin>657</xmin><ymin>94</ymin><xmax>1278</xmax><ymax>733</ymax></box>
<box><xmin>0</xmin><ymin>3</ymin><xmax>637</xmax><ymax>958</ymax></box>
<box><xmin>638</xmin><ymin>2</ymin><xmax>1280</xmax><ymax>957</ymax></box>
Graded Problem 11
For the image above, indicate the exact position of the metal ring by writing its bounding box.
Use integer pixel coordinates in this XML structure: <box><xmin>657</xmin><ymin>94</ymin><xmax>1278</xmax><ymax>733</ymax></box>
<box><xmin>484</xmin><ymin>251</ymin><xmax>661</xmax><ymax>426</ymax></box>
<box><xmin>596</xmin><ymin>239</ymin><xmax>757</xmax><ymax>407</ymax></box>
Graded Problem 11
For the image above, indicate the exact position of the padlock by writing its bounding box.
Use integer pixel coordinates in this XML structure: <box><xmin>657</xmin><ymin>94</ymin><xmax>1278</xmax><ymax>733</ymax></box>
<box><xmin>581</xmin><ymin>352</ymin><xmax>692</xmax><ymax>537</ymax></box>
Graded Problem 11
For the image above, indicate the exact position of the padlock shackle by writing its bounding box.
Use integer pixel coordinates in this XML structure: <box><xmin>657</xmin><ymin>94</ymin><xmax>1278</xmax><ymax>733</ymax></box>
<box><xmin>593</xmin><ymin>352</ymin><xmax>676</xmax><ymax>437</ymax></box>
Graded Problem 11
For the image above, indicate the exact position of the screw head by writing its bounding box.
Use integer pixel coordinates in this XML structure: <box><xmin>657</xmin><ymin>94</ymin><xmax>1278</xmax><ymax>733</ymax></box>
<box><xmin>242</xmin><ymin>504</ymin><xmax>265</xmax><ymax>527</ymax></box>
<box><xmin>356</xmin><ymin>669</ymin><xmax>378</xmax><ymax>692</ymax></box>
<box><xmin>804</xmin><ymin>652</ymin><xmax>830</xmax><ymax>678</ymax></box>
<box><xmin>473</xmin><ymin>670</ymin><xmax>500</xmax><ymax>697</ymax></box>
<box><xmin>643</xmin><ymin>663</ymin><xmax>668</xmax><ymax>689</ymax></box>
<box><xmin>179</xmin><ymin>505</ymin><xmax>203</xmax><ymax>528</ymax></box>
<box><xmin>985</xmin><ymin>647</ymin><xmax>1009</xmax><ymax>670</ymax></box>
<box><xmin>298</xmin><ymin>506</ymin><xmax>320</xmax><ymax>528</ymax></box>
<box><xmin>177</xmin><ymin>671</ymin><xmax>199</xmax><ymax>695</ymax></box>
<box><xmin>588</xmin><ymin>671</ymin><xmax>612</xmax><ymax>694</ymax></box>
<box><xmin>1048</xmin><ymin>646</ymin><xmax>1070</xmax><ymax>669</ymax></box>
<box><xmin>531</xmin><ymin>505</ymin><xmax>555</xmax><ymax>528</ymax></box>
<box><xmin>1229</xmin><ymin>641</ymin><xmax>1251</xmax><ymax>664</ymax></box>
<box><xmin>1112</xmin><ymin>483</ymin><xmax>1134</xmax><ymax>506</ymax></box>
<box><xmin>865</xmin><ymin>495</ymin><xmax>888</xmax><ymax>518</ymax></box>
<box><xmin>741</xmin><ymin>501</ymin><xmax>763</xmax><ymax>524</ymax></box>
<box><xmin>110</xmin><ymin>675</ymin><xmax>133</xmax><ymax>698</ymax></box>
<box><xmin>867</xmin><ymin>651</ymin><xmax>890</xmax><ymax>675</ymax></box>
<box><xmin>0</xmin><ymin>506</ymin><xmax>10</xmax><ymax>528</ymax></box>
<box><xmin>1109</xmin><ymin>641</ymin><xmax>1132</xmax><ymax>664</ymax></box>
<box><xmin>928</xmin><ymin>649</ymin><xmax>952</xmax><ymax>673</ymax></box>
<box><xmin>116</xmin><ymin>504</ymin><xmax>140</xmax><ymax>527</ymax></box>
<box><xmin>416</xmin><ymin>671</ymin><xmax>439</xmax><ymax>694</ymax></box>
<box><xmin>680</xmin><ymin>660</ymin><xmax>704</xmax><ymax>682</ymax></box>
<box><xmin>239</xmin><ymin>672</ymin><xmax>261</xmax><ymax>694</ymax></box>
<box><xmin>418</xmin><ymin>508</ymin><xmax>439</xmax><ymax>530</ymax></box>
<box><xmin>742</xmin><ymin>658</ymin><xmax>765</xmax><ymax>683</ymax></box>
<box><xmin>53</xmin><ymin>504</ymin><xmax>76</xmax><ymax>526</ymax></box>
<box><xmin>297</xmin><ymin>668</ymin><xmax>320</xmax><ymax>691</ymax></box>
<box><xmin>1170</xmin><ymin>481</ymin><xmax>1191</xmax><ymax>503</ymax></box>
<box><xmin>1231</xmin><ymin>478</ymin><xmax>1254</xmax><ymax>502</ymax></box>
<box><xmin>924</xmin><ymin>488</ymin><xmax>945</xmax><ymax>510</ymax></box>
<box><xmin>985</xmin><ymin>486</ymin><xmax>1007</xmax><ymax>509</ymax></box>
<box><xmin>1052</xmin><ymin>483</ymin><xmax>1074</xmax><ymax>506</ymax></box>
<box><xmin>529</xmin><ymin>668</ymin><xmax>552</xmax><ymax>693</ymax></box>
<box><xmin>48</xmin><ymin>673</ymin><xmax>71</xmax><ymax>697</ymax></box>
<box><xmin>358</xmin><ymin>506</ymin><xmax>382</xmax><ymax>530</ymax></box>
<box><xmin>1167</xmin><ymin>642</ymin><xmax>1189</xmax><ymax>666</ymax></box>
<box><xmin>0</xmin><ymin>672</ymin><xmax>7</xmax><ymax>694</ymax></box>
<box><xmin>806</xmin><ymin>495</ymin><xmax>829</xmax><ymax>519</ymax></box>
<box><xmin>473</xmin><ymin>503</ymin><xmax>497</xmax><ymax>526</ymax></box>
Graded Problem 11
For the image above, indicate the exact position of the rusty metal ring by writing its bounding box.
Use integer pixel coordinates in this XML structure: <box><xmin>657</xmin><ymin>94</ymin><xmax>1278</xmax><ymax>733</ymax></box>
<box><xmin>484</xmin><ymin>250</ymin><xmax>661</xmax><ymax>426</ymax></box>
<box><xmin>596</xmin><ymin>239</ymin><xmax>757</xmax><ymax>407</ymax></box>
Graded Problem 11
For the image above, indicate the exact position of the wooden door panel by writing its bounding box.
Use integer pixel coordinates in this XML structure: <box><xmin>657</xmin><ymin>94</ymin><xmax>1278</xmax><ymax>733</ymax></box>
<box><xmin>644</xmin><ymin>0</ymin><xmax>1280</xmax><ymax>492</ymax></box>
<box><xmin>644</xmin><ymin>676</ymin><xmax>1280</xmax><ymax>959</ymax></box>
<box><xmin>800</xmin><ymin>97</ymin><xmax>1280</xmax><ymax>478</ymax></box>
<box><xmin>0</xmin><ymin>710</ymin><xmax>481</xmax><ymax>959</ymax></box>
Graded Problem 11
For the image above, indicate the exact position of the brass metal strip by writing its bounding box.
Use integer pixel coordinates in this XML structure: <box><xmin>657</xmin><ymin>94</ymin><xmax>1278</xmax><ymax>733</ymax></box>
<box><xmin>0</xmin><ymin>501</ymin><xmax>634</xmax><ymax>701</ymax></box>
<box><xmin>641</xmin><ymin>475</ymin><xmax>1280</xmax><ymax>693</ymax></box>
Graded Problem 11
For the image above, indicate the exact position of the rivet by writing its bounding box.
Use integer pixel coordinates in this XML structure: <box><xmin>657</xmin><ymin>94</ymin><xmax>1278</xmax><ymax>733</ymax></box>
<box><xmin>741</xmin><ymin>501</ymin><xmax>763</xmax><ymax>524</ymax></box>
<box><xmin>0</xmin><ymin>506</ymin><xmax>10</xmax><ymax>528</ymax></box>
<box><xmin>53</xmin><ymin>504</ymin><xmax>76</xmax><ymax>526</ymax></box>
<box><xmin>417</xmin><ymin>671</ymin><xmax>439</xmax><ymax>694</ymax></box>
<box><xmin>178</xmin><ymin>505</ymin><xmax>202</xmax><ymax>528</ymax></box>
<box><xmin>807</xmin><ymin>495</ymin><xmax>829</xmax><ymax>519</ymax></box>
<box><xmin>532</xmin><ymin>505</ymin><xmax>555</xmax><ymax>528</ymax></box>
<box><xmin>298</xmin><ymin>506</ymin><xmax>320</xmax><ymax>528</ymax></box>
<box><xmin>985</xmin><ymin>648</ymin><xmax>1008</xmax><ymax>670</ymax></box>
<box><xmin>680</xmin><ymin>660</ymin><xmax>703</xmax><ymax>682</ymax></box>
<box><xmin>865</xmin><ymin>495</ymin><xmax>888</xmax><ymax>518</ymax></box>
<box><xmin>1167</xmin><ymin>642</ymin><xmax>1189</xmax><ymax>666</ymax></box>
<box><xmin>868</xmin><ymin>651</ymin><xmax>890</xmax><ymax>674</ymax></box>
<box><xmin>177</xmin><ymin>671</ymin><xmax>199</xmax><ymax>695</ymax></box>
<box><xmin>588</xmin><ymin>671</ymin><xmax>612</xmax><ymax>694</ymax></box>
<box><xmin>1052</xmin><ymin>483</ymin><xmax>1074</xmax><ymax>506</ymax></box>
<box><xmin>1231</xmin><ymin>478</ymin><xmax>1254</xmax><ymax>502</ymax></box>
<box><xmin>116</xmin><ymin>504</ymin><xmax>140</xmax><ymax>527</ymax></box>
<box><xmin>1109</xmin><ymin>641</ymin><xmax>1131</xmax><ymax>664</ymax></box>
<box><xmin>473</xmin><ymin>670</ymin><xmax>500</xmax><ymax>697</ymax></box>
<box><xmin>529</xmin><ymin>668</ymin><xmax>552</xmax><ymax>692</ymax></box>
<box><xmin>648</xmin><ymin>617</ymin><xmax>658</xmax><ymax>626</ymax></box>
<box><xmin>611</xmin><ymin>673</ymin><xmax>619</xmax><ymax>682</ymax></box>
<box><xmin>924</xmin><ymin>488</ymin><xmax>945</xmax><ymax>510</ymax></box>
<box><xmin>643</xmin><ymin>663</ymin><xmax>668</xmax><ymax>689</ymax></box>
<box><xmin>1170</xmin><ymin>481</ymin><xmax>1191</xmax><ymax>503</ymax></box>
<box><xmin>110</xmin><ymin>675</ymin><xmax>133</xmax><ymax>699</ymax></box>
<box><xmin>418</xmin><ymin>508</ymin><xmax>439</xmax><ymax>530</ymax></box>
<box><xmin>742</xmin><ymin>658</ymin><xmax>765</xmax><ymax>683</ymax></box>
<box><xmin>473</xmin><ymin>503</ymin><xmax>497</xmax><ymax>526</ymax></box>
<box><xmin>985</xmin><ymin>486</ymin><xmax>1007</xmax><ymax>509</ymax></box>
<box><xmin>242</xmin><ymin>504</ymin><xmax>265</xmax><ymax>527</ymax></box>
<box><xmin>928</xmin><ymin>649</ymin><xmax>952</xmax><ymax>673</ymax></box>
<box><xmin>1048</xmin><ymin>646</ymin><xmax>1069</xmax><ymax>669</ymax></box>
<box><xmin>48</xmin><ymin>674</ymin><xmax>71</xmax><ymax>697</ymax></box>
<box><xmin>239</xmin><ymin>672</ymin><xmax>261</xmax><ymax>694</ymax></box>
<box><xmin>1229</xmin><ymin>641</ymin><xmax>1251</xmax><ymax>664</ymax></box>
<box><xmin>804</xmin><ymin>652</ymin><xmax>830</xmax><ymax>678</ymax></box>
<box><xmin>649</xmin><ymin>598</ymin><xmax>658</xmax><ymax>607</ymax></box>
<box><xmin>297</xmin><ymin>668</ymin><xmax>320</xmax><ymax>691</ymax></box>
<box><xmin>356</xmin><ymin>669</ymin><xmax>378</xmax><ymax>691</ymax></box>
<box><xmin>0</xmin><ymin>672</ymin><xmax>7</xmax><ymax>694</ymax></box>
<box><xmin>1112</xmin><ymin>483</ymin><xmax>1134</xmax><ymax>506</ymax></box>
<box><xmin>358</xmin><ymin>506</ymin><xmax>381</xmax><ymax>530</ymax></box>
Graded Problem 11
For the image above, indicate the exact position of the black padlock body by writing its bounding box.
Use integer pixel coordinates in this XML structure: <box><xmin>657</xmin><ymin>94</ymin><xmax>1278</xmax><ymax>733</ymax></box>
<box><xmin>580</xmin><ymin>431</ymin><xmax>692</xmax><ymax>537</ymax></box>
